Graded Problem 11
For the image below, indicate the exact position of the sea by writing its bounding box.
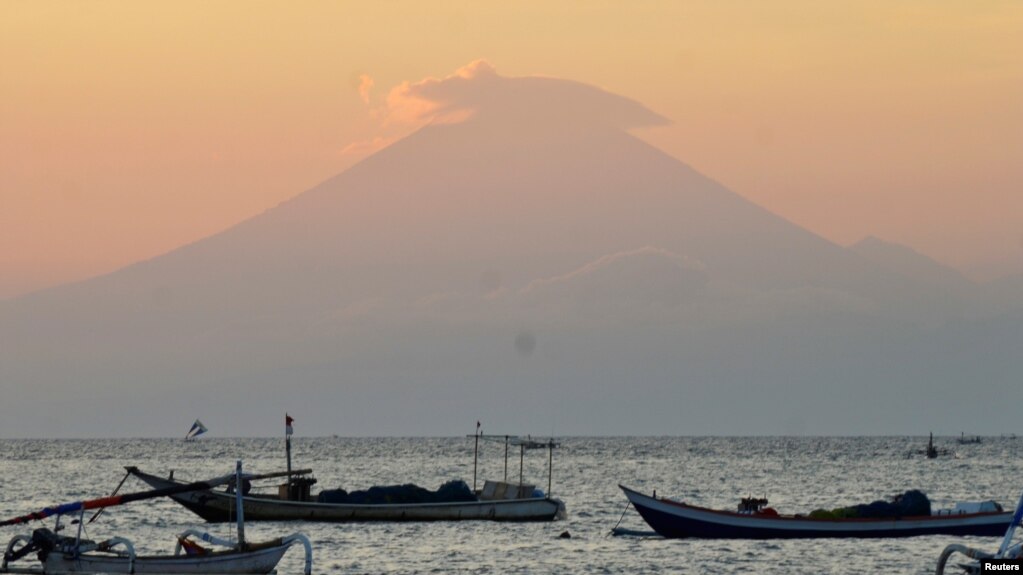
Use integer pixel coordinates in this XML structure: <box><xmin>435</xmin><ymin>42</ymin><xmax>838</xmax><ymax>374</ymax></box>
<box><xmin>1</xmin><ymin>436</ymin><xmax>1020</xmax><ymax>574</ymax></box>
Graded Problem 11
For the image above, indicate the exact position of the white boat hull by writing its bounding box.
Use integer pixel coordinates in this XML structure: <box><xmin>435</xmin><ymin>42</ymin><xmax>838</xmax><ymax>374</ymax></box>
<box><xmin>41</xmin><ymin>544</ymin><xmax>289</xmax><ymax>574</ymax></box>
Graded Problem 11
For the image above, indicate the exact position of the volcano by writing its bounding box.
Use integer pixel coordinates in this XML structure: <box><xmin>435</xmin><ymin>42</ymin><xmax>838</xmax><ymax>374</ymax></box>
<box><xmin>2</xmin><ymin>64</ymin><xmax>1018</xmax><ymax>437</ymax></box>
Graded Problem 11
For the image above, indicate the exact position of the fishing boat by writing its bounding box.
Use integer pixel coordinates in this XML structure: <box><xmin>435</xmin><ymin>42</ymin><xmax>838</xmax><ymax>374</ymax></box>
<box><xmin>935</xmin><ymin>489</ymin><xmax>1023</xmax><ymax>574</ymax></box>
<box><xmin>127</xmin><ymin>422</ymin><xmax>565</xmax><ymax>523</ymax></box>
<box><xmin>184</xmin><ymin>419</ymin><xmax>208</xmax><ymax>440</ymax></box>
<box><xmin>1</xmin><ymin>462</ymin><xmax>312</xmax><ymax>575</ymax></box>
<box><xmin>619</xmin><ymin>485</ymin><xmax>1015</xmax><ymax>539</ymax></box>
<box><xmin>956</xmin><ymin>432</ymin><xmax>982</xmax><ymax>445</ymax></box>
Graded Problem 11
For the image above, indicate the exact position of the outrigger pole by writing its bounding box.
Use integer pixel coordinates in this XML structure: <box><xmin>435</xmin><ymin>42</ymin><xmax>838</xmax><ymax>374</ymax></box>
<box><xmin>997</xmin><ymin>488</ymin><xmax>1023</xmax><ymax>557</ymax></box>
<box><xmin>0</xmin><ymin>472</ymin><xmax>237</xmax><ymax>527</ymax></box>
<box><xmin>1</xmin><ymin>467</ymin><xmax>311</xmax><ymax>528</ymax></box>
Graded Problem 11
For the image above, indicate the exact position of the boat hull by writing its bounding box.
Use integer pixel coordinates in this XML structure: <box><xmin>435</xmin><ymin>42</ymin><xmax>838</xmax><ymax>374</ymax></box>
<box><xmin>619</xmin><ymin>485</ymin><xmax>1013</xmax><ymax>539</ymax></box>
<box><xmin>39</xmin><ymin>544</ymin><xmax>289</xmax><ymax>575</ymax></box>
<box><xmin>130</xmin><ymin>469</ymin><xmax>564</xmax><ymax>523</ymax></box>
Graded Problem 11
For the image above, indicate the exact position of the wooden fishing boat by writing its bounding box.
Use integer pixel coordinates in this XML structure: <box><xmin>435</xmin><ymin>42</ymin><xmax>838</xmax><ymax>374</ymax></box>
<box><xmin>127</xmin><ymin>467</ymin><xmax>565</xmax><ymax>522</ymax></box>
<box><xmin>1</xmin><ymin>462</ymin><xmax>312</xmax><ymax>575</ymax></box>
<box><xmin>619</xmin><ymin>485</ymin><xmax>1015</xmax><ymax>539</ymax></box>
<box><xmin>127</xmin><ymin>424</ymin><xmax>566</xmax><ymax>523</ymax></box>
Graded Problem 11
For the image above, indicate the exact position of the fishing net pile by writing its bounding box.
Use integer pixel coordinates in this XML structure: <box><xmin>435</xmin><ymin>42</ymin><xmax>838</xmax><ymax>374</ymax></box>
<box><xmin>316</xmin><ymin>480</ymin><xmax>475</xmax><ymax>504</ymax></box>
<box><xmin>807</xmin><ymin>490</ymin><xmax>931</xmax><ymax>519</ymax></box>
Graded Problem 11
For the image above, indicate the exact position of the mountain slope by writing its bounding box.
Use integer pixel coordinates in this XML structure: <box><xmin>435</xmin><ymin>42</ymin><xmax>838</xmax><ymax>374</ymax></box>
<box><xmin>0</xmin><ymin>68</ymin><xmax>1015</xmax><ymax>437</ymax></box>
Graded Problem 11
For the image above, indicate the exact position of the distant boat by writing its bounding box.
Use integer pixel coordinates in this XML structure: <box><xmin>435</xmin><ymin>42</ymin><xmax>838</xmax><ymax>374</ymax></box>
<box><xmin>918</xmin><ymin>432</ymin><xmax>951</xmax><ymax>458</ymax></box>
<box><xmin>619</xmin><ymin>485</ymin><xmax>1013</xmax><ymax>539</ymax></box>
<box><xmin>956</xmin><ymin>432</ymin><xmax>982</xmax><ymax>445</ymax></box>
<box><xmin>184</xmin><ymin>419</ymin><xmax>207</xmax><ymax>440</ymax></box>
<box><xmin>926</xmin><ymin>432</ymin><xmax>938</xmax><ymax>458</ymax></box>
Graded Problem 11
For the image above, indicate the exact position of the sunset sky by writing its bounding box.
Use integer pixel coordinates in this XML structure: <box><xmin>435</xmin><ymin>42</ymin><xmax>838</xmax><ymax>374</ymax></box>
<box><xmin>2</xmin><ymin>1</ymin><xmax>1021</xmax><ymax>300</ymax></box>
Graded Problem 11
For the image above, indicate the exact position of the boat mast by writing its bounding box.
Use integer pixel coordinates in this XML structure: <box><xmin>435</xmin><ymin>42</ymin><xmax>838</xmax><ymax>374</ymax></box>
<box><xmin>235</xmin><ymin>460</ymin><xmax>246</xmax><ymax>549</ymax></box>
<box><xmin>547</xmin><ymin>439</ymin><xmax>553</xmax><ymax>498</ymax></box>
<box><xmin>285</xmin><ymin>413</ymin><xmax>294</xmax><ymax>491</ymax></box>
<box><xmin>519</xmin><ymin>443</ymin><xmax>524</xmax><ymax>486</ymax></box>
<box><xmin>504</xmin><ymin>435</ymin><xmax>509</xmax><ymax>482</ymax></box>
<box><xmin>473</xmin><ymin>422</ymin><xmax>480</xmax><ymax>492</ymax></box>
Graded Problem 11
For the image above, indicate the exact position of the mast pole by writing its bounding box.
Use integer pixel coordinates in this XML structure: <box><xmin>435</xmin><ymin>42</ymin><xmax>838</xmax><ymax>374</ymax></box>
<box><xmin>547</xmin><ymin>439</ymin><xmax>553</xmax><ymax>498</ymax></box>
<box><xmin>519</xmin><ymin>444</ymin><xmax>524</xmax><ymax>486</ymax></box>
<box><xmin>286</xmin><ymin>435</ymin><xmax>293</xmax><ymax>485</ymax></box>
<box><xmin>473</xmin><ymin>426</ymin><xmax>480</xmax><ymax>492</ymax></box>
<box><xmin>235</xmin><ymin>460</ymin><xmax>246</xmax><ymax>549</ymax></box>
<box><xmin>504</xmin><ymin>436</ymin><xmax>509</xmax><ymax>482</ymax></box>
<box><xmin>285</xmin><ymin>413</ymin><xmax>294</xmax><ymax>496</ymax></box>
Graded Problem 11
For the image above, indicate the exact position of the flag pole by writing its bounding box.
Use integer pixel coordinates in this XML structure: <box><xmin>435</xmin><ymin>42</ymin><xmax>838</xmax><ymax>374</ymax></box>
<box><xmin>285</xmin><ymin>413</ymin><xmax>294</xmax><ymax>496</ymax></box>
<box><xmin>473</xmin><ymin>421</ymin><xmax>480</xmax><ymax>493</ymax></box>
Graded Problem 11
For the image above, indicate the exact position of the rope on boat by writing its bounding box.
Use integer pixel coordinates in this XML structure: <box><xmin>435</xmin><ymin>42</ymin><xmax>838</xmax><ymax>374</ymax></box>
<box><xmin>607</xmin><ymin>500</ymin><xmax>632</xmax><ymax>536</ymax></box>
<box><xmin>87</xmin><ymin>469</ymin><xmax>131</xmax><ymax>524</ymax></box>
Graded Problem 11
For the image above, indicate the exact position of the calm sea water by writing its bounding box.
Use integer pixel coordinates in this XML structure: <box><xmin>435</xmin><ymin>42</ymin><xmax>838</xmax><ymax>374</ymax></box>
<box><xmin>1</xmin><ymin>437</ymin><xmax>1020</xmax><ymax>574</ymax></box>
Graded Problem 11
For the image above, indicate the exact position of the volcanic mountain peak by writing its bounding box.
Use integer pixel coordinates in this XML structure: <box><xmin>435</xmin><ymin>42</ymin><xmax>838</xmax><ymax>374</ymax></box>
<box><xmin>2</xmin><ymin>64</ymin><xmax>1015</xmax><ymax>437</ymax></box>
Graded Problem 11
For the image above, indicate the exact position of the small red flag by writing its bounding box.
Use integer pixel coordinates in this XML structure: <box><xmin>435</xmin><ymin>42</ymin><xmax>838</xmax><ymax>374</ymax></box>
<box><xmin>286</xmin><ymin>413</ymin><xmax>294</xmax><ymax>436</ymax></box>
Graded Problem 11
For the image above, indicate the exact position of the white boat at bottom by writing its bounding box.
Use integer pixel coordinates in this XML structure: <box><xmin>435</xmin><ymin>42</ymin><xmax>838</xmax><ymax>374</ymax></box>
<box><xmin>3</xmin><ymin>528</ymin><xmax>310</xmax><ymax>575</ymax></box>
<box><xmin>1</xmin><ymin>461</ymin><xmax>312</xmax><ymax>575</ymax></box>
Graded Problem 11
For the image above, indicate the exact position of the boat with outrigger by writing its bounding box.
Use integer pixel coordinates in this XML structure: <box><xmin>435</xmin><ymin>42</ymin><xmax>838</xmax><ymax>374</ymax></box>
<box><xmin>936</xmin><ymin>488</ymin><xmax>1023</xmax><ymax>574</ymax></box>
<box><xmin>128</xmin><ymin>421</ymin><xmax>566</xmax><ymax>523</ymax></box>
<box><xmin>618</xmin><ymin>484</ymin><xmax>1014</xmax><ymax>539</ymax></box>
<box><xmin>1</xmin><ymin>461</ymin><xmax>311</xmax><ymax>575</ymax></box>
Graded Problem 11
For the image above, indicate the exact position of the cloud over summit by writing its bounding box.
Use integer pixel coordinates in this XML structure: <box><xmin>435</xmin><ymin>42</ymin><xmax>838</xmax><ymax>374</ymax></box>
<box><xmin>379</xmin><ymin>60</ymin><xmax>669</xmax><ymax>130</ymax></box>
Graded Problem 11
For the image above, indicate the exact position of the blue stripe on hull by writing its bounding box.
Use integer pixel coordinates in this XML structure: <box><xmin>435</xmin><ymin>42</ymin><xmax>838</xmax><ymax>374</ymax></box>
<box><xmin>632</xmin><ymin>501</ymin><xmax>1010</xmax><ymax>540</ymax></box>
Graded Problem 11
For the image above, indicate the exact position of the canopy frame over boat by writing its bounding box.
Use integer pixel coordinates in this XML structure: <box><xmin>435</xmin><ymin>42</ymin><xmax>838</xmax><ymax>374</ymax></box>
<box><xmin>470</xmin><ymin>432</ymin><xmax>561</xmax><ymax>499</ymax></box>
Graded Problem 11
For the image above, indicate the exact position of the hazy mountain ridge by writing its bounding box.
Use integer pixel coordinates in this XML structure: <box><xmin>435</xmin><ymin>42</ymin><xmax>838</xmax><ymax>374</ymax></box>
<box><xmin>2</xmin><ymin>70</ymin><xmax>1019</xmax><ymax>437</ymax></box>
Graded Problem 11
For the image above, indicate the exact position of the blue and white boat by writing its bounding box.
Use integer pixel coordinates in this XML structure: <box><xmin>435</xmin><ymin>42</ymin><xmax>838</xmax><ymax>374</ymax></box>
<box><xmin>619</xmin><ymin>485</ymin><xmax>1014</xmax><ymax>539</ymax></box>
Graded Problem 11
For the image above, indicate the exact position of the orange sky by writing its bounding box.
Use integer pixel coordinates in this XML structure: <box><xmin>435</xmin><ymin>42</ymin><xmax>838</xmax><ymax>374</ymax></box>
<box><xmin>2</xmin><ymin>1</ymin><xmax>1021</xmax><ymax>299</ymax></box>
